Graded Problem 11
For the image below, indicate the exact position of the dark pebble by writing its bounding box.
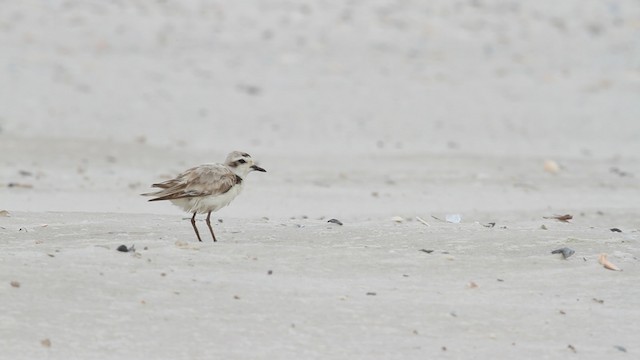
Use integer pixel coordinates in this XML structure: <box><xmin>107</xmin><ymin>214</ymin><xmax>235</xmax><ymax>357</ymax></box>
<box><xmin>366</xmin><ymin>292</ymin><xmax>377</xmax><ymax>296</ymax></box>
<box><xmin>117</xmin><ymin>245</ymin><xmax>129</xmax><ymax>252</ymax></box>
<box><xmin>610</xmin><ymin>228</ymin><xmax>622</xmax><ymax>232</ymax></box>
<box><xmin>327</xmin><ymin>219</ymin><xmax>343</xmax><ymax>226</ymax></box>
<box><xmin>419</xmin><ymin>249</ymin><xmax>434</xmax><ymax>254</ymax></box>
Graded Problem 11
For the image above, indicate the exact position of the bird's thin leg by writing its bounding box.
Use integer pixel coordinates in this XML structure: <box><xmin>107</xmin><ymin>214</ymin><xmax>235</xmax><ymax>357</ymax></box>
<box><xmin>205</xmin><ymin>211</ymin><xmax>217</xmax><ymax>242</ymax></box>
<box><xmin>191</xmin><ymin>213</ymin><xmax>202</xmax><ymax>242</ymax></box>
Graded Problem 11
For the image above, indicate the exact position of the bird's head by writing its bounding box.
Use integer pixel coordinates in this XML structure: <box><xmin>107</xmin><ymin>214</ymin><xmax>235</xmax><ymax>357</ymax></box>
<box><xmin>225</xmin><ymin>151</ymin><xmax>266</xmax><ymax>177</ymax></box>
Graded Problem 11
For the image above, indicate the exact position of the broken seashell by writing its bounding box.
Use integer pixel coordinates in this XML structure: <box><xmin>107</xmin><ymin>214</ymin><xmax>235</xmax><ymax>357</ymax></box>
<box><xmin>598</xmin><ymin>253</ymin><xmax>621</xmax><ymax>271</ymax></box>
<box><xmin>551</xmin><ymin>247</ymin><xmax>575</xmax><ymax>259</ymax></box>
<box><xmin>415</xmin><ymin>216</ymin><xmax>430</xmax><ymax>226</ymax></box>
<box><xmin>445</xmin><ymin>214</ymin><xmax>462</xmax><ymax>223</ymax></box>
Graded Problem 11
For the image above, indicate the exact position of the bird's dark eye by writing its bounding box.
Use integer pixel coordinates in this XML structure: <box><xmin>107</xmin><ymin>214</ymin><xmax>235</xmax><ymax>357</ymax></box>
<box><xmin>238</xmin><ymin>159</ymin><xmax>247</xmax><ymax>164</ymax></box>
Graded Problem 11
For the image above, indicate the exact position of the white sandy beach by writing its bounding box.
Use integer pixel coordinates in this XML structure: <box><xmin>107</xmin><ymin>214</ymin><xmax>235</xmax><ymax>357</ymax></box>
<box><xmin>1</xmin><ymin>1</ymin><xmax>640</xmax><ymax>359</ymax></box>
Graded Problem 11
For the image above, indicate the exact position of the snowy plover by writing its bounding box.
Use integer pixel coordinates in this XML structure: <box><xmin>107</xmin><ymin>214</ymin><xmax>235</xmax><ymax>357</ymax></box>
<box><xmin>143</xmin><ymin>151</ymin><xmax>266</xmax><ymax>242</ymax></box>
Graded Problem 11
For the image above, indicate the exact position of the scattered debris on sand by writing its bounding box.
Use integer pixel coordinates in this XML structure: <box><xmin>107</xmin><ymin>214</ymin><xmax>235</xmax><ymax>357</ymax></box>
<box><xmin>7</xmin><ymin>182</ymin><xmax>33</xmax><ymax>189</ymax></box>
<box><xmin>598</xmin><ymin>253</ymin><xmax>621</xmax><ymax>271</ymax></box>
<box><xmin>543</xmin><ymin>160</ymin><xmax>560</xmax><ymax>174</ymax></box>
<box><xmin>445</xmin><ymin>214</ymin><xmax>462</xmax><ymax>223</ymax></box>
<box><xmin>391</xmin><ymin>216</ymin><xmax>404</xmax><ymax>223</ymax></box>
<box><xmin>613</xmin><ymin>345</ymin><xmax>627</xmax><ymax>353</ymax></box>
<box><xmin>551</xmin><ymin>247</ymin><xmax>575</xmax><ymax>259</ymax></box>
<box><xmin>543</xmin><ymin>214</ymin><xmax>573</xmax><ymax>223</ymax></box>
<box><xmin>415</xmin><ymin>216</ymin><xmax>430</xmax><ymax>226</ymax></box>
<box><xmin>117</xmin><ymin>244</ymin><xmax>135</xmax><ymax>253</ymax></box>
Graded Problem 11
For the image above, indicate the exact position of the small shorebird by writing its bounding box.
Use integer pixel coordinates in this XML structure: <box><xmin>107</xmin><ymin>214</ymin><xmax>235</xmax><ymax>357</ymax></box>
<box><xmin>143</xmin><ymin>151</ymin><xmax>266</xmax><ymax>242</ymax></box>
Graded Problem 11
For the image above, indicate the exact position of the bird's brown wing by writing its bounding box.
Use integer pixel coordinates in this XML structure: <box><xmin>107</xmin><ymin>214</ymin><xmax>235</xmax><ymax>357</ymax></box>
<box><xmin>143</xmin><ymin>164</ymin><xmax>241</xmax><ymax>201</ymax></box>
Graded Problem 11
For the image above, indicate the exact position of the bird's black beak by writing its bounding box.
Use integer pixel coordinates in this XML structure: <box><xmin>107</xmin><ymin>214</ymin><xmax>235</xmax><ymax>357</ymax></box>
<box><xmin>251</xmin><ymin>165</ymin><xmax>266</xmax><ymax>172</ymax></box>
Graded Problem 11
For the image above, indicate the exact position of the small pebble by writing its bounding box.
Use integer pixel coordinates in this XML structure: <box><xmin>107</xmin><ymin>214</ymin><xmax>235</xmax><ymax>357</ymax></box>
<box><xmin>267</xmin><ymin>270</ymin><xmax>273</xmax><ymax>275</ymax></box>
<box><xmin>41</xmin><ymin>339</ymin><xmax>52</xmax><ymax>348</ymax></box>
<box><xmin>8</xmin><ymin>182</ymin><xmax>34</xmax><ymax>188</ymax></box>
<box><xmin>613</xmin><ymin>345</ymin><xmax>627</xmax><ymax>353</ymax></box>
<box><xmin>327</xmin><ymin>219</ymin><xmax>343</xmax><ymax>226</ymax></box>
<box><xmin>551</xmin><ymin>247</ymin><xmax>575</xmax><ymax>259</ymax></box>
<box><xmin>366</xmin><ymin>292</ymin><xmax>377</xmax><ymax>296</ymax></box>
<box><xmin>610</xmin><ymin>228</ymin><xmax>622</xmax><ymax>232</ymax></box>
<box><xmin>419</xmin><ymin>249</ymin><xmax>434</xmax><ymax>254</ymax></box>
<box><xmin>543</xmin><ymin>160</ymin><xmax>560</xmax><ymax>173</ymax></box>
<box><xmin>10</xmin><ymin>281</ymin><xmax>20</xmax><ymax>288</ymax></box>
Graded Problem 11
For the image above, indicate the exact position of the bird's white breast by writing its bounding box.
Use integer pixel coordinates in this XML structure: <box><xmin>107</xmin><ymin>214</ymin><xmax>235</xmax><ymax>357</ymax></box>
<box><xmin>170</xmin><ymin>183</ymin><xmax>244</xmax><ymax>214</ymax></box>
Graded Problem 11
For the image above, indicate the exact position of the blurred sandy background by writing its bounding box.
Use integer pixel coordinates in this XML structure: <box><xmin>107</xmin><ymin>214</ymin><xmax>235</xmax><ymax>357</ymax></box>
<box><xmin>1</xmin><ymin>0</ymin><xmax>638</xmax><ymax>156</ymax></box>
<box><xmin>1</xmin><ymin>0</ymin><xmax>639</xmax><ymax>215</ymax></box>
<box><xmin>1</xmin><ymin>1</ymin><xmax>640</xmax><ymax>359</ymax></box>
